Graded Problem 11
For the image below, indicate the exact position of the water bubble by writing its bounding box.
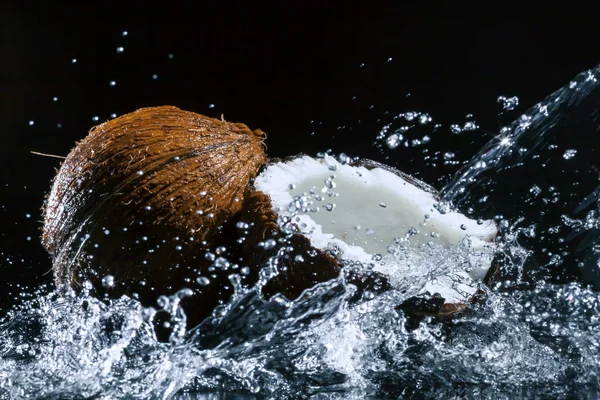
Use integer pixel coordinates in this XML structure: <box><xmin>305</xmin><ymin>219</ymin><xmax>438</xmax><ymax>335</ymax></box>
<box><xmin>197</xmin><ymin>276</ymin><xmax>211</xmax><ymax>286</ymax></box>
<box><xmin>240</xmin><ymin>266</ymin><xmax>250</xmax><ymax>275</ymax></box>
<box><xmin>294</xmin><ymin>254</ymin><xmax>305</xmax><ymax>262</ymax></box>
<box><xmin>563</xmin><ymin>149</ymin><xmax>577</xmax><ymax>160</ymax></box>
<box><xmin>101</xmin><ymin>275</ymin><xmax>115</xmax><ymax>288</ymax></box>
<box><xmin>379</xmin><ymin>202</ymin><xmax>387</xmax><ymax>208</ymax></box>
<box><xmin>325</xmin><ymin>203</ymin><xmax>335</xmax><ymax>211</ymax></box>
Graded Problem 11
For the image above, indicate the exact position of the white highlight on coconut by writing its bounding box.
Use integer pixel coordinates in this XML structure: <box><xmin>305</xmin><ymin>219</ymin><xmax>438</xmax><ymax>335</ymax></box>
<box><xmin>254</xmin><ymin>155</ymin><xmax>498</xmax><ymax>303</ymax></box>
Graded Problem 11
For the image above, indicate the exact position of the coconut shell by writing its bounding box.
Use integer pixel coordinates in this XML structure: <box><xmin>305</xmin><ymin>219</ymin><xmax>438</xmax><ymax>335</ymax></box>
<box><xmin>43</xmin><ymin>106</ymin><xmax>267</xmax><ymax>327</ymax></box>
<box><xmin>239</xmin><ymin>187</ymin><xmax>342</xmax><ymax>300</ymax></box>
<box><xmin>241</xmin><ymin>156</ymin><xmax>498</xmax><ymax>322</ymax></box>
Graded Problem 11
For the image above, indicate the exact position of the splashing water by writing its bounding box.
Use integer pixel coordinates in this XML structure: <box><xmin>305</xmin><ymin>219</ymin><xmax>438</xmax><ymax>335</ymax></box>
<box><xmin>4</xmin><ymin>66</ymin><xmax>600</xmax><ymax>399</ymax></box>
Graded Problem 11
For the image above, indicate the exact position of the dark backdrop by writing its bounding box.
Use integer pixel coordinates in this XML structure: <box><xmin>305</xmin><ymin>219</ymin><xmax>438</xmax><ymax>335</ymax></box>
<box><xmin>1</xmin><ymin>2</ymin><xmax>599</xmax><ymax>313</ymax></box>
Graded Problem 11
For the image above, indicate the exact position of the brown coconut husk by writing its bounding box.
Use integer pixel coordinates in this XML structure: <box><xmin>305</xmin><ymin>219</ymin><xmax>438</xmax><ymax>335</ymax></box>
<box><xmin>42</xmin><ymin>106</ymin><xmax>267</xmax><ymax>328</ymax></box>
<box><xmin>240</xmin><ymin>155</ymin><xmax>498</xmax><ymax>322</ymax></box>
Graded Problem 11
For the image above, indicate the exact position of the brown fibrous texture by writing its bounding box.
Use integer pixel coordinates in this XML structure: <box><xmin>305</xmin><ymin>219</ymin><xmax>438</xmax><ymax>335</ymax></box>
<box><xmin>42</xmin><ymin>106</ymin><xmax>267</xmax><ymax>326</ymax></box>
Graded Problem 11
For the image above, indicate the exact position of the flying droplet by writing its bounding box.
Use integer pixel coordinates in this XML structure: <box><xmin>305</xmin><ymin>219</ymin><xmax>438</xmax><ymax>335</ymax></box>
<box><xmin>101</xmin><ymin>275</ymin><xmax>115</xmax><ymax>288</ymax></box>
<box><xmin>563</xmin><ymin>149</ymin><xmax>577</xmax><ymax>160</ymax></box>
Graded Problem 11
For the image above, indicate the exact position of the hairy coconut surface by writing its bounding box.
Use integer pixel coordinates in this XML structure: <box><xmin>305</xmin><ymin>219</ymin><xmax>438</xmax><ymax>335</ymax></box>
<box><xmin>43</xmin><ymin>106</ymin><xmax>266</xmax><ymax>327</ymax></box>
<box><xmin>244</xmin><ymin>155</ymin><xmax>498</xmax><ymax>317</ymax></box>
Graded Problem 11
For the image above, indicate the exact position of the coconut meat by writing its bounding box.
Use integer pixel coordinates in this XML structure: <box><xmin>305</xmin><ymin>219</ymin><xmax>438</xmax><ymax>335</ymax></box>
<box><xmin>254</xmin><ymin>155</ymin><xmax>498</xmax><ymax>303</ymax></box>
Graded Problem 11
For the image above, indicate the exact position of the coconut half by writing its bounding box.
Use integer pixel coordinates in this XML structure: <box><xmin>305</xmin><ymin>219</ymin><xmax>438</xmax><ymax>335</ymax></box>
<box><xmin>246</xmin><ymin>155</ymin><xmax>498</xmax><ymax>316</ymax></box>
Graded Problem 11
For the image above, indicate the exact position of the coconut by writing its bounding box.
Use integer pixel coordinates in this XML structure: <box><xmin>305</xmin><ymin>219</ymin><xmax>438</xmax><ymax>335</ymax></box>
<box><xmin>241</xmin><ymin>155</ymin><xmax>498</xmax><ymax>318</ymax></box>
<box><xmin>42</xmin><ymin>106</ymin><xmax>267</xmax><ymax>327</ymax></box>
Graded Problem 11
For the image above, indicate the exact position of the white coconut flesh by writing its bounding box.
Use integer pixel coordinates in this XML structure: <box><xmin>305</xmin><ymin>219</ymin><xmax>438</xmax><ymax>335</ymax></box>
<box><xmin>254</xmin><ymin>155</ymin><xmax>498</xmax><ymax>304</ymax></box>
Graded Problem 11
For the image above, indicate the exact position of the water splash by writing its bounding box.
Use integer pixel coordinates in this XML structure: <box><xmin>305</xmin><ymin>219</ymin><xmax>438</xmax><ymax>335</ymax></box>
<box><xmin>4</xmin><ymin>65</ymin><xmax>600</xmax><ymax>398</ymax></box>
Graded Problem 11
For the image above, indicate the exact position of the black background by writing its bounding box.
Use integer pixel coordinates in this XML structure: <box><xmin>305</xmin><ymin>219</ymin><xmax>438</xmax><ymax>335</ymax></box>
<box><xmin>1</xmin><ymin>2</ymin><xmax>599</xmax><ymax>313</ymax></box>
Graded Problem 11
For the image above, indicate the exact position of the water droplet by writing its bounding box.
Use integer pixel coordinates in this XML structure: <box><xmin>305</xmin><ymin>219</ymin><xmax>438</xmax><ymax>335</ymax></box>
<box><xmin>497</xmin><ymin>95</ymin><xmax>519</xmax><ymax>111</ymax></box>
<box><xmin>387</xmin><ymin>57</ymin><xmax>393</xmax><ymax>62</ymax></box>
<box><xmin>28</xmin><ymin>120</ymin><xmax>34</xmax><ymax>126</ymax></box>
<box><xmin>104</xmin><ymin>229</ymin><xmax>110</xmax><ymax>235</ymax></box>
<box><xmin>450</xmin><ymin>124</ymin><xmax>462</xmax><ymax>134</ymax></box>
<box><xmin>109</xmin><ymin>81</ymin><xmax>116</xmax><ymax>87</ymax></box>
<box><xmin>463</xmin><ymin>121</ymin><xmax>478</xmax><ymax>131</ymax></box>
<box><xmin>137</xmin><ymin>170</ymin><xmax>144</xmax><ymax>176</ymax></box>
<box><xmin>530</xmin><ymin>185</ymin><xmax>542</xmax><ymax>196</ymax></box>
<box><xmin>386</xmin><ymin>133</ymin><xmax>402</xmax><ymax>149</ymax></box>
<box><xmin>122</xmin><ymin>31</ymin><xmax>128</xmax><ymax>37</ymax></box>
<box><xmin>240</xmin><ymin>266</ymin><xmax>250</xmax><ymax>275</ymax></box>
<box><xmin>152</xmin><ymin>74</ymin><xmax>158</xmax><ymax>80</ymax></box>
<box><xmin>443</xmin><ymin>152</ymin><xmax>455</xmax><ymax>160</ymax></box>
<box><xmin>214</xmin><ymin>257</ymin><xmax>230</xmax><ymax>269</ymax></box>
<box><xmin>263</xmin><ymin>239</ymin><xmax>277</xmax><ymax>250</ymax></box>
<box><xmin>92</xmin><ymin>116</ymin><xmax>99</xmax><ymax>122</ymax></box>
<box><xmin>294</xmin><ymin>254</ymin><xmax>305</xmax><ymax>262</ymax></box>
<box><xmin>116</xmin><ymin>46</ymin><xmax>124</xmax><ymax>53</ymax></box>
<box><xmin>208</xmin><ymin>104</ymin><xmax>215</xmax><ymax>108</ymax></box>
<box><xmin>563</xmin><ymin>149</ymin><xmax>577</xmax><ymax>160</ymax></box>
<box><xmin>168</xmin><ymin>53</ymin><xmax>174</xmax><ymax>59</ymax></box>
<box><xmin>101</xmin><ymin>275</ymin><xmax>115</xmax><ymax>288</ymax></box>
<box><xmin>53</xmin><ymin>97</ymin><xmax>58</xmax><ymax>102</ymax></box>
<box><xmin>418</xmin><ymin>113</ymin><xmax>432</xmax><ymax>124</ymax></box>
<box><xmin>71</xmin><ymin>58</ymin><xmax>77</xmax><ymax>64</ymax></box>
<box><xmin>197</xmin><ymin>276</ymin><xmax>210</xmax><ymax>286</ymax></box>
